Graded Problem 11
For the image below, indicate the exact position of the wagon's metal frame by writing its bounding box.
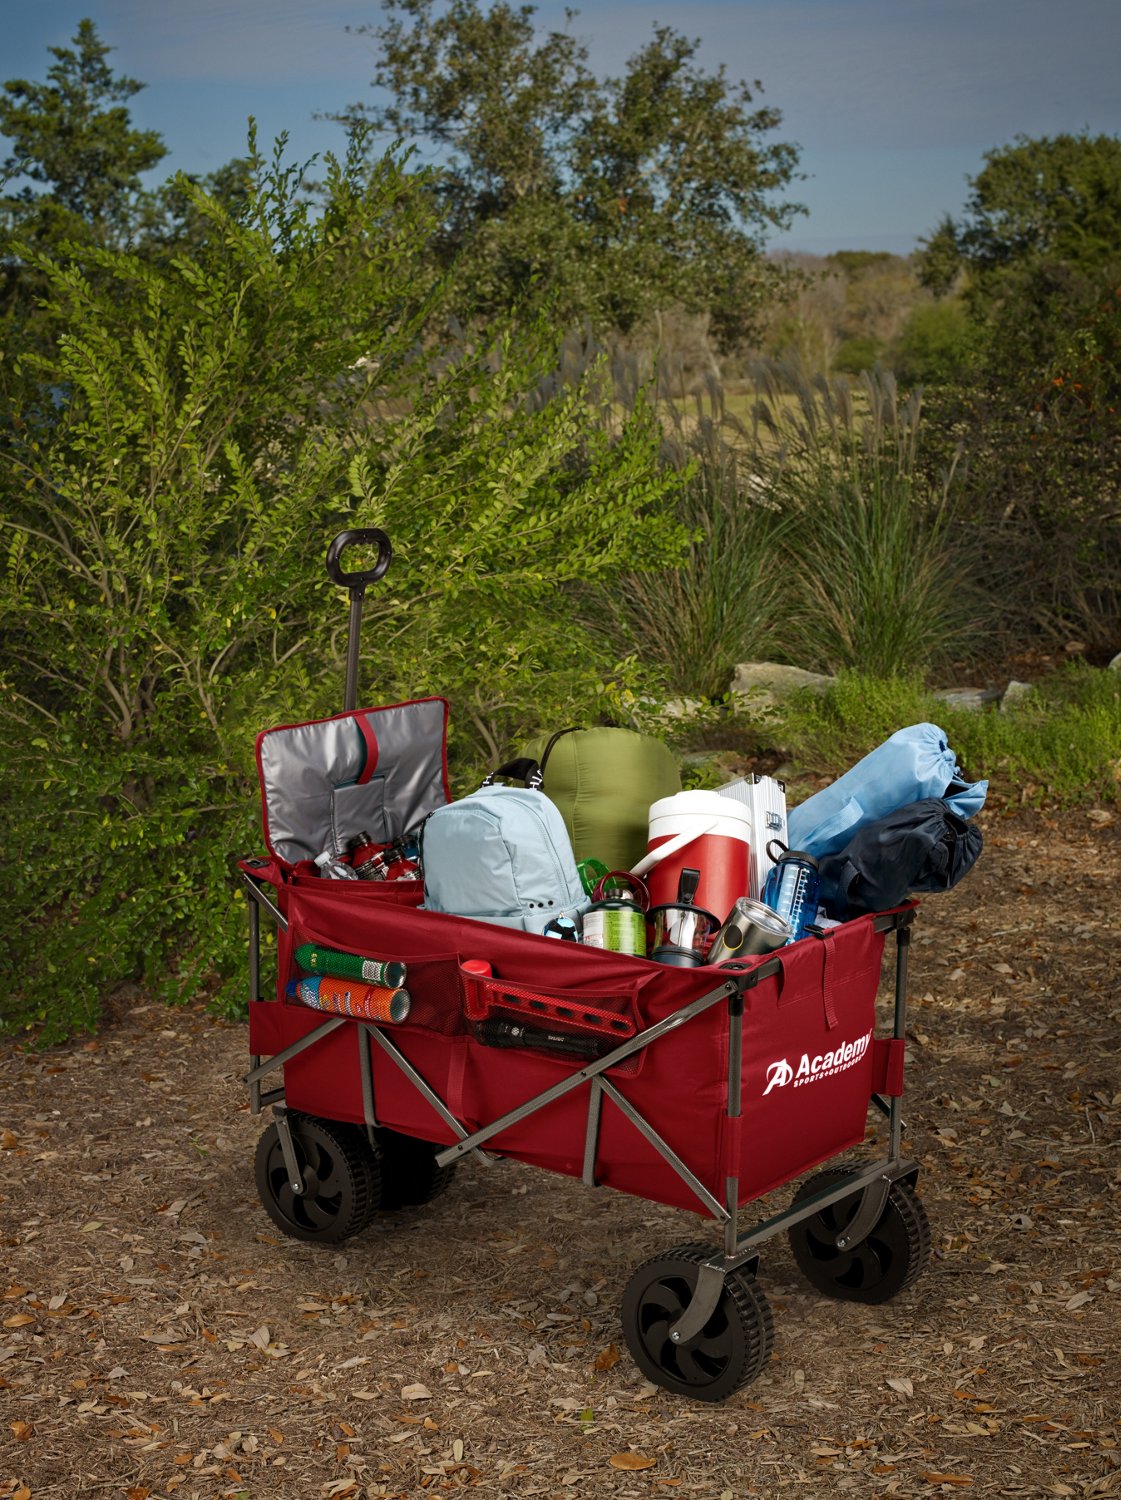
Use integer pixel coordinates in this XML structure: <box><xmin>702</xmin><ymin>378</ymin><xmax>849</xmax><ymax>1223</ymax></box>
<box><xmin>242</xmin><ymin>867</ymin><xmax>917</xmax><ymax>1336</ymax></box>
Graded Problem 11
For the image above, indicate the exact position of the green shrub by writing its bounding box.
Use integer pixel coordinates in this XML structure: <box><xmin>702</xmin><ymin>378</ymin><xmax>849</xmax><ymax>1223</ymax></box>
<box><xmin>604</xmin><ymin>384</ymin><xmax>789</xmax><ymax>699</ymax></box>
<box><xmin>0</xmin><ymin>135</ymin><xmax>684</xmax><ymax>1043</ymax></box>
<box><xmin>773</xmin><ymin>664</ymin><xmax>1121</xmax><ymax>807</ymax></box>
<box><xmin>893</xmin><ymin>299</ymin><xmax>981</xmax><ymax>386</ymax></box>
<box><xmin>756</xmin><ymin>365</ymin><xmax>985</xmax><ymax>678</ymax></box>
<box><xmin>832</xmin><ymin>335</ymin><xmax>882</xmax><ymax>374</ymax></box>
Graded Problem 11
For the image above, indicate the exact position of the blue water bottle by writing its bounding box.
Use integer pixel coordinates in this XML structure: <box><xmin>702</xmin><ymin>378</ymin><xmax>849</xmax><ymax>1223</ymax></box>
<box><xmin>761</xmin><ymin>841</ymin><xmax>820</xmax><ymax>943</ymax></box>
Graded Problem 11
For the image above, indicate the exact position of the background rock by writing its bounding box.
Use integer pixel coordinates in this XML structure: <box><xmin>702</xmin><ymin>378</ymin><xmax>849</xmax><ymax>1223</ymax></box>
<box><xmin>730</xmin><ymin>662</ymin><xmax>836</xmax><ymax>712</ymax></box>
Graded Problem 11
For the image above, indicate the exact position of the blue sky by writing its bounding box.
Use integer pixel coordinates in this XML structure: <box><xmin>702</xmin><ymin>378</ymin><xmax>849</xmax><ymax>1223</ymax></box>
<box><xmin>3</xmin><ymin>0</ymin><xmax>1120</xmax><ymax>254</ymax></box>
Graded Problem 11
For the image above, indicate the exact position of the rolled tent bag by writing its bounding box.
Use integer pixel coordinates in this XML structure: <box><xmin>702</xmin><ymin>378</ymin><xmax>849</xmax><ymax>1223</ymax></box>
<box><xmin>787</xmin><ymin>722</ymin><xmax>987</xmax><ymax>860</ymax></box>
<box><xmin>818</xmin><ymin>798</ymin><xmax>983</xmax><ymax>917</ymax></box>
<box><xmin>523</xmin><ymin>727</ymin><xmax>681</xmax><ymax>873</ymax></box>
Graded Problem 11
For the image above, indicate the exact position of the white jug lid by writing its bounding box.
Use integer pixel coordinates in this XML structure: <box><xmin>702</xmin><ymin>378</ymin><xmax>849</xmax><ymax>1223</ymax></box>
<box><xmin>648</xmin><ymin>790</ymin><xmax>753</xmax><ymax>825</ymax></box>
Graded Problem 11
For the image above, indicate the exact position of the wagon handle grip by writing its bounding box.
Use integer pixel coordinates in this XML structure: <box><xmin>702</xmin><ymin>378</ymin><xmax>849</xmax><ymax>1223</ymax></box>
<box><xmin>326</xmin><ymin>528</ymin><xmax>393</xmax><ymax>590</ymax></box>
<box><xmin>325</xmin><ymin>529</ymin><xmax>393</xmax><ymax>713</ymax></box>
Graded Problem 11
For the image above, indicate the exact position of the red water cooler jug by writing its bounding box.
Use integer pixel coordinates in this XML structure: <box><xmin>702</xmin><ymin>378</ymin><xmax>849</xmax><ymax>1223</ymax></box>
<box><xmin>632</xmin><ymin>791</ymin><xmax>752</xmax><ymax>919</ymax></box>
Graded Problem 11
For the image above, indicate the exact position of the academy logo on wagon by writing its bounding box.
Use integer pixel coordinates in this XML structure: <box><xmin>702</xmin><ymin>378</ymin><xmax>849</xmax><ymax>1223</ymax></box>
<box><xmin>761</xmin><ymin>1029</ymin><xmax>872</xmax><ymax>1095</ymax></box>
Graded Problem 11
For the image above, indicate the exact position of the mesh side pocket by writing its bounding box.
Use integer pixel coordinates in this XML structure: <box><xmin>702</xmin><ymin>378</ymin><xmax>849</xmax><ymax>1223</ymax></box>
<box><xmin>285</xmin><ymin>924</ymin><xmax>467</xmax><ymax>1036</ymax></box>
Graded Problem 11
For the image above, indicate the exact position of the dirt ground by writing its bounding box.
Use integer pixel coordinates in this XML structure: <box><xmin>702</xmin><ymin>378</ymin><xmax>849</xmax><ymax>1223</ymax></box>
<box><xmin>1</xmin><ymin>807</ymin><xmax>1119</xmax><ymax>1500</ymax></box>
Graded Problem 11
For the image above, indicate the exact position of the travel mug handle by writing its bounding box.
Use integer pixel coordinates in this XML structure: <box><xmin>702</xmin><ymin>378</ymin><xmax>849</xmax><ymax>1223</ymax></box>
<box><xmin>629</xmin><ymin>820</ymin><xmax>720</xmax><ymax>879</ymax></box>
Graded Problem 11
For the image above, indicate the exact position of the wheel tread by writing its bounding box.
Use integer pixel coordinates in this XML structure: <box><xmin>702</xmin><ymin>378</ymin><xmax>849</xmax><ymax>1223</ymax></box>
<box><xmin>787</xmin><ymin>1167</ymin><xmax>931</xmax><ymax>1304</ymax></box>
<box><xmin>622</xmin><ymin>1240</ymin><xmax>773</xmax><ymax>1401</ymax></box>
<box><xmin>255</xmin><ymin>1112</ymin><xmax>380</xmax><ymax>1243</ymax></box>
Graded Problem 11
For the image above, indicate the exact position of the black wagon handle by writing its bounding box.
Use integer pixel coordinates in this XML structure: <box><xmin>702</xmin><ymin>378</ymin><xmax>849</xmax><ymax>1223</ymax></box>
<box><xmin>326</xmin><ymin>528</ymin><xmax>393</xmax><ymax>590</ymax></box>
<box><xmin>325</xmin><ymin>529</ymin><xmax>393</xmax><ymax>713</ymax></box>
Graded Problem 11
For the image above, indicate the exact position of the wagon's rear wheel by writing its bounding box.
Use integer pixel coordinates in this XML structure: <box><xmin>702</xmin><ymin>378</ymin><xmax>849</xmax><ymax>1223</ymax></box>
<box><xmin>787</xmin><ymin>1168</ymin><xmax>931</xmax><ymax>1304</ymax></box>
<box><xmin>376</xmin><ymin>1129</ymin><xmax>456</xmax><ymax>1209</ymax></box>
<box><xmin>621</xmin><ymin>1243</ymin><xmax>773</xmax><ymax>1402</ymax></box>
<box><xmin>255</xmin><ymin>1112</ymin><xmax>379</xmax><ymax>1243</ymax></box>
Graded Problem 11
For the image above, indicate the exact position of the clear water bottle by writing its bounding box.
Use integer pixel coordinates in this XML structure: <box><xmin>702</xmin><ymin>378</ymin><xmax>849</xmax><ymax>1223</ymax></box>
<box><xmin>314</xmin><ymin>849</ymin><xmax>358</xmax><ymax>880</ymax></box>
<box><xmin>760</xmin><ymin>841</ymin><xmax>820</xmax><ymax>942</ymax></box>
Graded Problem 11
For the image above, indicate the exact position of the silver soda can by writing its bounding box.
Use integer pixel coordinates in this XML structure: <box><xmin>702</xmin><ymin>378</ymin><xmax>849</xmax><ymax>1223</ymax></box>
<box><xmin>582</xmin><ymin>898</ymin><xmax>646</xmax><ymax>956</ymax></box>
<box><xmin>708</xmin><ymin>896</ymin><xmax>792</xmax><ymax>964</ymax></box>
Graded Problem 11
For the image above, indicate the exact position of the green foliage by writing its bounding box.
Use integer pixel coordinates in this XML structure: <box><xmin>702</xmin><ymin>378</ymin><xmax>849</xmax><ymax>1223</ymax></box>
<box><xmin>605</xmin><ymin>384</ymin><xmax>789</xmax><ymax>700</ymax></box>
<box><xmin>755</xmin><ymin>365</ymin><xmax>983</xmax><ymax>677</ymax></box>
<box><xmin>772</xmin><ymin>666</ymin><xmax>1121</xmax><ymax>808</ymax></box>
<box><xmin>915</xmin><ymin>132</ymin><xmax>1121</xmax><ymax>651</ymax></box>
<box><xmin>826</xmin><ymin>250</ymin><xmax>897</xmax><ymax>277</ymax></box>
<box><xmin>0</xmin><ymin>18</ymin><xmax>166</xmax><ymax>251</ymax></box>
<box><xmin>893</xmin><ymin>299</ymin><xmax>981</xmax><ymax>386</ymax></box>
<box><xmin>955</xmin><ymin>133</ymin><xmax>1121</xmax><ymax>280</ymax></box>
<box><xmin>761</xmin><ymin>250</ymin><xmax>919</xmax><ymax>378</ymax></box>
<box><xmin>601</xmin><ymin>360</ymin><xmax>990</xmax><ymax>699</ymax></box>
<box><xmin>341</xmin><ymin>0</ymin><xmax>803</xmax><ymax>345</ymax></box>
<box><xmin>916</xmin><ymin>214</ymin><xmax>964</xmax><ymax>299</ymax></box>
<box><xmin>0</xmin><ymin>133</ymin><xmax>684</xmax><ymax>1043</ymax></box>
<box><xmin>832</xmin><ymin>336</ymin><xmax>882</xmax><ymax>375</ymax></box>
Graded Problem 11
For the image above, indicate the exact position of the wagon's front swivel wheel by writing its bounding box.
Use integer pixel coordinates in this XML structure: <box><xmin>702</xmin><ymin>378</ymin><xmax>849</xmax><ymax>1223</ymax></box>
<box><xmin>787</xmin><ymin>1168</ymin><xmax>931</xmax><ymax>1304</ymax></box>
<box><xmin>621</xmin><ymin>1243</ymin><xmax>773</xmax><ymax>1402</ymax></box>
<box><xmin>255</xmin><ymin>1112</ymin><xmax>379</xmax><ymax>1243</ymax></box>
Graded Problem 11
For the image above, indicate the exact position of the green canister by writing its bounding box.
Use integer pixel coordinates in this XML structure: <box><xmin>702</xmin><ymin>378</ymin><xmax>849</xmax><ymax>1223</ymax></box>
<box><xmin>581</xmin><ymin>898</ymin><xmax>646</xmax><ymax>957</ymax></box>
<box><xmin>294</xmin><ymin>943</ymin><xmax>407</xmax><ymax>989</ymax></box>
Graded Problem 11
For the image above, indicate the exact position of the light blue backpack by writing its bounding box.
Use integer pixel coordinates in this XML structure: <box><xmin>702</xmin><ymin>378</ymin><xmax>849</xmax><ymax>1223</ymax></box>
<box><xmin>787</xmin><ymin>723</ymin><xmax>987</xmax><ymax>860</ymax></box>
<box><xmin>421</xmin><ymin>759</ymin><xmax>588</xmax><ymax>933</ymax></box>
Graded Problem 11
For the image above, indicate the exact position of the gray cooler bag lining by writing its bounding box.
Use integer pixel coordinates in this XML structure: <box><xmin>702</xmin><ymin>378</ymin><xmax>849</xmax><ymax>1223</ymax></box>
<box><xmin>256</xmin><ymin>697</ymin><xmax>450</xmax><ymax>868</ymax></box>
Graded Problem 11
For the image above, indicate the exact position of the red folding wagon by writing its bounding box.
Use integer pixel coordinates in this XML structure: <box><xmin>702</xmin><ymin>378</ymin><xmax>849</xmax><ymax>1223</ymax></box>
<box><xmin>239</xmin><ymin>531</ymin><xmax>931</xmax><ymax>1402</ymax></box>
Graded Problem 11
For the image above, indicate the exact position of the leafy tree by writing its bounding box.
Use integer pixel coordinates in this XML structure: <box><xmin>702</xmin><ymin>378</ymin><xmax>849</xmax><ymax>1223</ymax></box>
<box><xmin>916</xmin><ymin>214</ymin><xmax>964</xmax><ymax>299</ymax></box>
<box><xmin>339</xmin><ymin>0</ymin><xmax>802</xmax><ymax>345</ymax></box>
<box><xmin>919</xmin><ymin>133</ymin><xmax>1121</xmax><ymax>301</ymax></box>
<box><xmin>954</xmin><ymin>132</ymin><xmax>1121</xmax><ymax>277</ymax></box>
<box><xmin>0</xmin><ymin>18</ymin><xmax>166</xmax><ymax>252</ymax></box>
<box><xmin>916</xmin><ymin>134</ymin><xmax>1121</xmax><ymax>650</ymax></box>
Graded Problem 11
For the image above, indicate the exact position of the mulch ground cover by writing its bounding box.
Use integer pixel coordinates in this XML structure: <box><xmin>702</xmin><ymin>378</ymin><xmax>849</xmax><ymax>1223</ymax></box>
<box><xmin>1</xmin><ymin>807</ymin><xmax>1118</xmax><ymax>1499</ymax></box>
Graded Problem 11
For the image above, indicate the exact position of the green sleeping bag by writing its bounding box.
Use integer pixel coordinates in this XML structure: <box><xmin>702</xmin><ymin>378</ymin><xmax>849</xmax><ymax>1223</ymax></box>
<box><xmin>524</xmin><ymin>727</ymin><xmax>681</xmax><ymax>873</ymax></box>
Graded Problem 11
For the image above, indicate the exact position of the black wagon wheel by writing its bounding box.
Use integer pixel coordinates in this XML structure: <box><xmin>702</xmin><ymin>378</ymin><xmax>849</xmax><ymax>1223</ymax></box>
<box><xmin>376</xmin><ymin>1128</ymin><xmax>457</xmax><ymax>1210</ymax></box>
<box><xmin>254</xmin><ymin>1112</ymin><xmax>380</xmax><ymax>1244</ymax></box>
<box><xmin>621</xmin><ymin>1243</ymin><xmax>773</xmax><ymax>1402</ymax></box>
<box><xmin>787</xmin><ymin>1168</ymin><xmax>931</xmax><ymax>1304</ymax></box>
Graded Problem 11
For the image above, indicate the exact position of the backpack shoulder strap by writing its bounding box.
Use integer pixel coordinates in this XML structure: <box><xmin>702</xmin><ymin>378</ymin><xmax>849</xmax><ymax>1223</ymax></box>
<box><xmin>481</xmin><ymin>758</ymin><xmax>543</xmax><ymax>790</ymax></box>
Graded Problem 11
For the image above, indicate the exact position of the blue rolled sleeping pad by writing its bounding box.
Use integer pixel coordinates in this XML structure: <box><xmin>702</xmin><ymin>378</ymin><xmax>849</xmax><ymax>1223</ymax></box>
<box><xmin>786</xmin><ymin>722</ymin><xmax>986</xmax><ymax>861</ymax></box>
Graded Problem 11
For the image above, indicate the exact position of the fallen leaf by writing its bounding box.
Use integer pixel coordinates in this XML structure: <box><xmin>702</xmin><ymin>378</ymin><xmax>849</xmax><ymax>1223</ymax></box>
<box><xmin>0</xmin><ymin>1130</ymin><xmax>18</xmax><ymax>1149</ymax></box>
<box><xmin>248</xmin><ymin>1325</ymin><xmax>270</xmax><ymax>1349</ymax></box>
<box><xmin>3</xmin><ymin>1314</ymin><xmax>35</xmax><ymax>1328</ymax></box>
<box><xmin>11</xmin><ymin>1419</ymin><xmax>34</xmax><ymax>1439</ymax></box>
<box><xmin>887</xmin><ymin>1377</ymin><xmax>914</xmax><ymax>1397</ymax></box>
<box><xmin>922</xmin><ymin>1474</ymin><xmax>974</xmax><ymax>1487</ymax></box>
<box><xmin>401</xmin><ymin>1383</ymin><xmax>432</xmax><ymax>1401</ymax></box>
<box><xmin>594</xmin><ymin>1344</ymin><xmax>620</xmax><ymax>1372</ymax></box>
<box><xmin>609</xmin><ymin>1453</ymin><xmax>657</xmax><ymax>1471</ymax></box>
<box><xmin>125</xmin><ymin>1488</ymin><xmax>150</xmax><ymax>1500</ymax></box>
